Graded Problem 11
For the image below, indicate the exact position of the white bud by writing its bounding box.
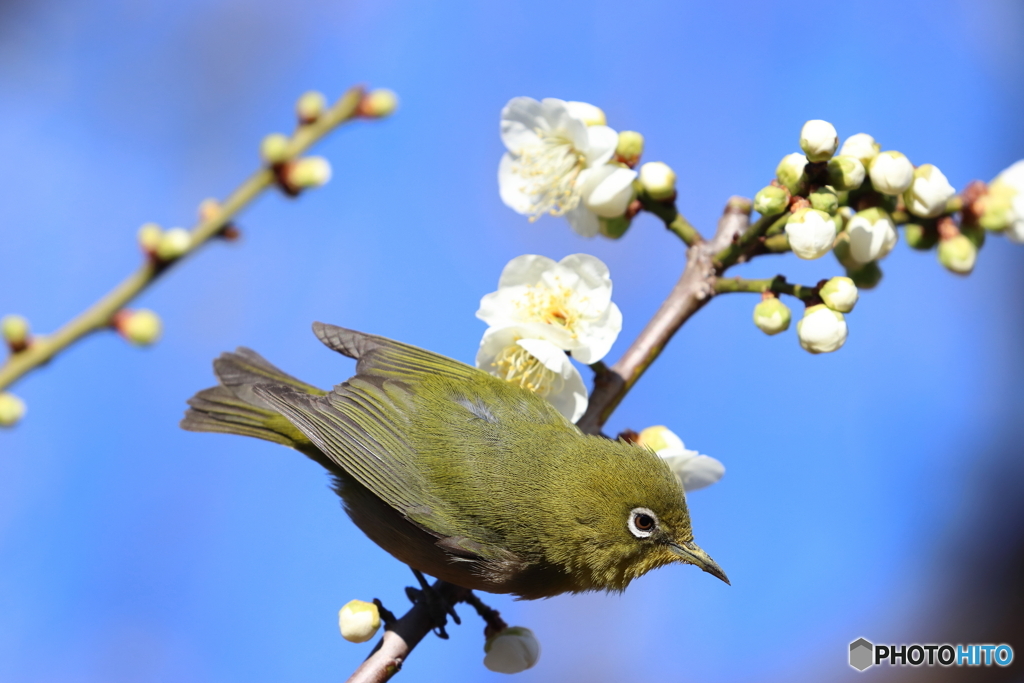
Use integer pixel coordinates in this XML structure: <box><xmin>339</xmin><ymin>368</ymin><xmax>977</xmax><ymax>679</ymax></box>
<box><xmin>838</xmin><ymin>133</ymin><xmax>880</xmax><ymax>168</ymax></box>
<box><xmin>260</xmin><ymin>133</ymin><xmax>290</xmax><ymax>165</ymax></box>
<box><xmin>137</xmin><ymin>222</ymin><xmax>162</xmax><ymax>253</ymax></box>
<box><xmin>296</xmin><ymin>90</ymin><xmax>327</xmax><ymax>124</ymax></box>
<box><xmin>359</xmin><ymin>89</ymin><xmax>398</xmax><ymax>118</ymax></box>
<box><xmin>155</xmin><ymin>228</ymin><xmax>192</xmax><ymax>261</ymax></box>
<box><xmin>338</xmin><ymin>600</ymin><xmax>381</xmax><ymax>644</ymax></box>
<box><xmin>752</xmin><ymin>298</ymin><xmax>792</xmax><ymax>335</ymax></box>
<box><xmin>118</xmin><ymin>309</ymin><xmax>162</xmax><ymax>346</ymax></box>
<box><xmin>776</xmin><ymin>153</ymin><xmax>808</xmax><ymax>194</ymax></box>
<box><xmin>0</xmin><ymin>392</ymin><xmax>26</xmax><ymax>427</ymax></box>
<box><xmin>484</xmin><ymin>627</ymin><xmax>541</xmax><ymax>674</ymax></box>
<box><xmin>846</xmin><ymin>208</ymin><xmax>897</xmax><ymax>264</ymax></box>
<box><xmin>638</xmin><ymin>161</ymin><xmax>676</xmax><ymax>201</ymax></box>
<box><xmin>799</xmin><ymin>120</ymin><xmax>838</xmax><ymax>162</ymax></box>
<box><xmin>784</xmin><ymin>208</ymin><xmax>837</xmax><ymax>260</ymax></box>
<box><xmin>869</xmin><ymin>151</ymin><xmax>914</xmax><ymax>196</ymax></box>
<box><xmin>819</xmin><ymin>276</ymin><xmax>859</xmax><ymax>313</ymax></box>
<box><xmin>564</xmin><ymin>101</ymin><xmax>606</xmax><ymax>127</ymax></box>
<box><xmin>2</xmin><ymin>314</ymin><xmax>30</xmax><ymax>347</ymax></box>
<box><xmin>287</xmin><ymin>157</ymin><xmax>332</xmax><ymax>189</ymax></box>
<box><xmin>797</xmin><ymin>304</ymin><xmax>848</xmax><ymax>354</ymax></box>
<box><xmin>904</xmin><ymin>164</ymin><xmax>956</xmax><ymax>218</ymax></box>
<box><xmin>938</xmin><ymin>234</ymin><xmax>977</xmax><ymax>275</ymax></box>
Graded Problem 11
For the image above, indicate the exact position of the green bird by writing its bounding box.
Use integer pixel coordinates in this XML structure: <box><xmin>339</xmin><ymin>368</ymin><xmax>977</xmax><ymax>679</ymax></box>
<box><xmin>181</xmin><ymin>323</ymin><xmax>728</xmax><ymax>599</ymax></box>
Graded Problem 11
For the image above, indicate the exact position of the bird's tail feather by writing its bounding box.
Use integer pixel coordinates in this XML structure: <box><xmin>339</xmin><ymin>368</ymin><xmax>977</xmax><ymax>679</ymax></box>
<box><xmin>181</xmin><ymin>348</ymin><xmax>326</xmax><ymax>453</ymax></box>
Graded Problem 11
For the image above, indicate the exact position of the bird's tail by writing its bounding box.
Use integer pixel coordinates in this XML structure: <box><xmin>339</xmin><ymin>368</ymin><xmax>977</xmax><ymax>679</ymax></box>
<box><xmin>181</xmin><ymin>347</ymin><xmax>327</xmax><ymax>456</ymax></box>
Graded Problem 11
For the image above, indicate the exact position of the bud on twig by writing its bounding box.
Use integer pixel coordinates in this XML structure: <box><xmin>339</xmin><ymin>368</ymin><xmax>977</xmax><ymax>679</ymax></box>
<box><xmin>358</xmin><ymin>89</ymin><xmax>398</xmax><ymax>119</ymax></box>
<box><xmin>809</xmin><ymin>187</ymin><xmax>839</xmax><ymax>214</ymax></box>
<box><xmin>338</xmin><ymin>599</ymin><xmax>381</xmax><ymax>643</ymax></box>
<box><xmin>2</xmin><ymin>314</ymin><xmax>31</xmax><ymax>352</ymax></box>
<box><xmin>615</xmin><ymin>131</ymin><xmax>644</xmax><ymax>167</ymax></box>
<box><xmin>839</xmin><ymin>133</ymin><xmax>880</xmax><ymax>168</ymax></box>
<box><xmin>785</xmin><ymin>208</ymin><xmax>836</xmax><ymax>260</ymax></box>
<box><xmin>846</xmin><ymin>207</ymin><xmax>897</xmax><ymax>264</ymax></box>
<box><xmin>800</xmin><ymin>120</ymin><xmax>839</xmax><ymax>162</ymax></box>
<box><xmin>797</xmin><ymin>304</ymin><xmax>848</xmax><ymax>354</ymax></box>
<box><xmin>938</xmin><ymin>233</ymin><xmax>977</xmax><ymax>275</ymax></box>
<box><xmin>260</xmin><ymin>133</ymin><xmax>291</xmax><ymax>165</ymax></box>
<box><xmin>869</xmin><ymin>151</ymin><xmax>914</xmax><ymax>196</ymax></box>
<box><xmin>754</xmin><ymin>185</ymin><xmax>789</xmax><ymax>216</ymax></box>
<box><xmin>483</xmin><ymin>627</ymin><xmax>541</xmax><ymax>674</ymax></box>
<box><xmin>155</xmin><ymin>228</ymin><xmax>192</xmax><ymax>262</ymax></box>
<box><xmin>114</xmin><ymin>309</ymin><xmax>162</xmax><ymax>346</ymax></box>
<box><xmin>296</xmin><ymin>90</ymin><xmax>327</xmax><ymax>124</ymax></box>
<box><xmin>776</xmin><ymin>153</ymin><xmax>809</xmax><ymax>195</ymax></box>
<box><xmin>827</xmin><ymin>156</ymin><xmax>866</xmax><ymax>191</ymax></box>
<box><xmin>819</xmin><ymin>276</ymin><xmax>858</xmax><ymax>313</ymax></box>
<box><xmin>752</xmin><ymin>296</ymin><xmax>791</xmax><ymax>335</ymax></box>
<box><xmin>282</xmin><ymin>157</ymin><xmax>332</xmax><ymax>192</ymax></box>
<box><xmin>903</xmin><ymin>222</ymin><xmax>938</xmax><ymax>251</ymax></box>
<box><xmin>638</xmin><ymin>161</ymin><xmax>676</xmax><ymax>201</ymax></box>
<box><xmin>904</xmin><ymin>164</ymin><xmax>956</xmax><ymax>218</ymax></box>
<box><xmin>0</xmin><ymin>392</ymin><xmax>26</xmax><ymax>427</ymax></box>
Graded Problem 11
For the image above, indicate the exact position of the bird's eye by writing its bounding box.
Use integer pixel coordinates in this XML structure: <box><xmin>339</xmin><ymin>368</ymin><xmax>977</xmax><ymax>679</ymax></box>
<box><xmin>627</xmin><ymin>507</ymin><xmax>658</xmax><ymax>538</ymax></box>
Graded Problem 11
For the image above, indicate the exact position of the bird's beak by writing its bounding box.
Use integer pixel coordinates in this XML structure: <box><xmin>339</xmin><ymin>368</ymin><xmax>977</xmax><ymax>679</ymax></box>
<box><xmin>669</xmin><ymin>541</ymin><xmax>730</xmax><ymax>585</ymax></box>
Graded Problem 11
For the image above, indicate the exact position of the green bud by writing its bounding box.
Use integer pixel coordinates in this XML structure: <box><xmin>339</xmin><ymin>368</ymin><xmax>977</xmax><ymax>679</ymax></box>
<box><xmin>638</xmin><ymin>161</ymin><xmax>676</xmax><ymax>201</ymax></box>
<box><xmin>615</xmin><ymin>131</ymin><xmax>644</xmax><ymax>166</ymax></box>
<box><xmin>338</xmin><ymin>599</ymin><xmax>381</xmax><ymax>643</ymax></box>
<box><xmin>819</xmin><ymin>276</ymin><xmax>859</xmax><ymax>313</ymax></box>
<box><xmin>937</xmin><ymin>234</ymin><xmax>977</xmax><ymax>275</ymax></box>
<box><xmin>976</xmin><ymin>183</ymin><xmax>1016</xmax><ymax>232</ymax></box>
<box><xmin>155</xmin><ymin>228</ymin><xmax>192</xmax><ymax>261</ymax></box>
<box><xmin>295</xmin><ymin>90</ymin><xmax>327</xmax><ymax>124</ymax></box>
<box><xmin>846</xmin><ymin>260</ymin><xmax>883</xmax><ymax>290</ymax></box>
<box><xmin>599</xmin><ymin>215</ymin><xmax>632</xmax><ymax>239</ymax></box>
<box><xmin>359</xmin><ymin>89</ymin><xmax>398</xmax><ymax>118</ymax></box>
<box><xmin>827</xmin><ymin>155</ymin><xmax>866</xmax><ymax>191</ymax></box>
<box><xmin>0</xmin><ymin>392</ymin><xmax>26</xmax><ymax>427</ymax></box>
<box><xmin>137</xmin><ymin>222</ymin><xmax>162</xmax><ymax>253</ymax></box>
<box><xmin>753</xmin><ymin>185</ymin><xmax>789</xmax><ymax>216</ymax></box>
<box><xmin>903</xmin><ymin>223</ymin><xmax>938</xmax><ymax>250</ymax></box>
<box><xmin>260</xmin><ymin>133</ymin><xmax>290</xmax><ymax>165</ymax></box>
<box><xmin>119</xmin><ymin>309</ymin><xmax>162</xmax><ymax>346</ymax></box>
<box><xmin>776</xmin><ymin>153</ymin><xmax>809</xmax><ymax>195</ymax></box>
<box><xmin>752</xmin><ymin>298</ymin><xmax>791</xmax><ymax>335</ymax></box>
<box><xmin>809</xmin><ymin>187</ymin><xmax>839</xmax><ymax>214</ymax></box>
<box><xmin>961</xmin><ymin>223</ymin><xmax>985</xmax><ymax>250</ymax></box>
<box><xmin>832</xmin><ymin>231</ymin><xmax>859</xmax><ymax>270</ymax></box>
<box><xmin>2</xmin><ymin>314</ymin><xmax>30</xmax><ymax>347</ymax></box>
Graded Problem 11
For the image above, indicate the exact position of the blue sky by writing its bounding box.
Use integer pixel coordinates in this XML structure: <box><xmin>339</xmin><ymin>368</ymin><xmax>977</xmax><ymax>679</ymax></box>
<box><xmin>1</xmin><ymin>0</ymin><xmax>1022</xmax><ymax>681</ymax></box>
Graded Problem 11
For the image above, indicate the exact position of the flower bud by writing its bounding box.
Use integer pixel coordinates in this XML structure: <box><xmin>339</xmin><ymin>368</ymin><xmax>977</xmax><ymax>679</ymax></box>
<box><xmin>838</xmin><ymin>133</ymin><xmax>880</xmax><ymax>168</ymax></box>
<box><xmin>564</xmin><ymin>101</ymin><xmax>606</xmax><ymax>126</ymax></box>
<box><xmin>286</xmin><ymin>157</ymin><xmax>332</xmax><ymax>189</ymax></box>
<box><xmin>987</xmin><ymin>160</ymin><xmax>1024</xmax><ymax>241</ymax></box>
<box><xmin>615</xmin><ymin>131</ymin><xmax>644</xmax><ymax>167</ymax></box>
<box><xmin>847</xmin><ymin>261</ymin><xmax>883</xmax><ymax>290</ymax></box>
<box><xmin>799</xmin><ymin>119</ymin><xmax>839</xmax><ymax>162</ymax></box>
<box><xmin>827</xmin><ymin>155</ymin><xmax>866</xmax><ymax>191</ymax></box>
<box><xmin>962</xmin><ymin>223</ymin><xmax>985</xmax><ymax>250</ymax></box>
<box><xmin>846</xmin><ymin>207</ymin><xmax>897</xmax><ymax>264</ymax></box>
<box><xmin>809</xmin><ymin>187</ymin><xmax>839</xmax><ymax>214</ymax></box>
<box><xmin>938</xmin><ymin>234</ymin><xmax>977</xmax><ymax>275</ymax></box>
<box><xmin>819</xmin><ymin>276</ymin><xmax>858</xmax><ymax>313</ymax></box>
<box><xmin>754</xmin><ymin>185</ymin><xmax>789</xmax><ymax>216</ymax></box>
<box><xmin>904</xmin><ymin>164</ymin><xmax>956</xmax><ymax>218</ymax></box>
<box><xmin>869</xmin><ymin>151</ymin><xmax>914</xmax><ymax>196</ymax></box>
<box><xmin>198</xmin><ymin>198</ymin><xmax>222</xmax><ymax>223</ymax></box>
<box><xmin>2</xmin><ymin>314</ymin><xmax>30</xmax><ymax>348</ymax></box>
<box><xmin>295</xmin><ymin>90</ymin><xmax>327</xmax><ymax>124</ymax></box>
<box><xmin>260</xmin><ymin>133</ymin><xmax>290</xmax><ymax>165</ymax></box>
<box><xmin>0</xmin><ymin>392</ymin><xmax>26</xmax><ymax>427</ymax></box>
<box><xmin>776</xmin><ymin>153</ymin><xmax>809</xmax><ymax>195</ymax></box>
<box><xmin>137</xmin><ymin>222</ymin><xmax>162</xmax><ymax>253</ymax></box>
<box><xmin>117</xmin><ymin>309</ymin><xmax>162</xmax><ymax>346</ymax></box>
<box><xmin>752</xmin><ymin>297</ymin><xmax>792</xmax><ymax>335</ymax></box>
<box><xmin>784</xmin><ymin>208</ymin><xmax>836</xmax><ymax>260</ymax></box>
<box><xmin>797</xmin><ymin>304</ymin><xmax>848</xmax><ymax>354</ymax></box>
<box><xmin>903</xmin><ymin>223</ymin><xmax>938</xmax><ymax>251</ymax></box>
<box><xmin>484</xmin><ymin>627</ymin><xmax>541</xmax><ymax>674</ymax></box>
<box><xmin>359</xmin><ymin>89</ymin><xmax>398</xmax><ymax>118</ymax></box>
<box><xmin>638</xmin><ymin>161</ymin><xmax>676</xmax><ymax>201</ymax></box>
<box><xmin>155</xmin><ymin>228</ymin><xmax>192</xmax><ymax>261</ymax></box>
<box><xmin>338</xmin><ymin>599</ymin><xmax>381</xmax><ymax>643</ymax></box>
<box><xmin>599</xmin><ymin>215</ymin><xmax>632</xmax><ymax>239</ymax></box>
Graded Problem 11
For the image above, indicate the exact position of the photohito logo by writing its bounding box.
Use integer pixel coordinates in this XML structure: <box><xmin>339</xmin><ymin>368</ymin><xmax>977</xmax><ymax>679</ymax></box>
<box><xmin>849</xmin><ymin>638</ymin><xmax>1014</xmax><ymax>671</ymax></box>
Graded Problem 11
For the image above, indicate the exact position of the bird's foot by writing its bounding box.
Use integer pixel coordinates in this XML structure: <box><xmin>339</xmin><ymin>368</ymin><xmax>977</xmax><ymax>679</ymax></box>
<box><xmin>372</xmin><ymin>598</ymin><xmax>398</xmax><ymax>629</ymax></box>
<box><xmin>405</xmin><ymin>569</ymin><xmax>460</xmax><ymax>639</ymax></box>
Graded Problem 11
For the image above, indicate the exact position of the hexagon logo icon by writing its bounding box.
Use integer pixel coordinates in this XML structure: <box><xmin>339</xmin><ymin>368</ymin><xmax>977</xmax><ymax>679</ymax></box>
<box><xmin>850</xmin><ymin>638</ymin><xmax>874</xmax><ymax>671</ymax></box>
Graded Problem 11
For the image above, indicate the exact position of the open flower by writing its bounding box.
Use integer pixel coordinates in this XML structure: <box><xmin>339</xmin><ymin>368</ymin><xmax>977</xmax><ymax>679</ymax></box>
<box><xmin>636</xmin><ymin>426</ymin><xmax>724</xmax><ymax>492</ymax></box>
<box><xmin>477</xmin><ymin>254</ymin><xmax>622</xmax><ymax>364</ymax></box>
<box><xmin>476</xmin><ymin>325</ymin><xmax>588</xmax><ymax>423</ymax></box>
<box><xmin>498</xmin><ymin>97</ymin><xmax>634</xmax><ymax>237</ymax></box>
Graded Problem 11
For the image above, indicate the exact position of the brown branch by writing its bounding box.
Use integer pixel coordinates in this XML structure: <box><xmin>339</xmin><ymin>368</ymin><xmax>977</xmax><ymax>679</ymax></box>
<box><xmin>575</xmin><ymin>197</ymin><xmax>751</xmax><ymax>435</ymax></box>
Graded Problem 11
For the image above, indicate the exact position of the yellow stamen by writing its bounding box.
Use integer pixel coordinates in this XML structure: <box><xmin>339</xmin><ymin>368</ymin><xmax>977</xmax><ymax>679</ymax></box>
<box><xmin>512</xmin><ymin>129</ymin><xmax>586</xmax><ymax>220</ymax></box>
<box><xmin>491</xmin><ymin>343</ymin><xmax>564</xmax><ymax>398</ymax></box>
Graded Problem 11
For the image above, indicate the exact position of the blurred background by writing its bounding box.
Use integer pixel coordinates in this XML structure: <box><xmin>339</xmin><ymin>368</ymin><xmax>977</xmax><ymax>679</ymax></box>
<box><xmin>1</xmin><ymin>0</ymin><xmax>1022</xmax><ymax>681</ymax></box>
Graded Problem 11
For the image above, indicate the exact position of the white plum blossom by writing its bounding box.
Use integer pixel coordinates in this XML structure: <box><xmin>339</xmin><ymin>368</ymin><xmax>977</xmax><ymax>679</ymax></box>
<box><xmin>498</xmin><ymin>97</ymin><xmax>636</xmax><ymax>237</ymax></box>
<box><xmin>846</xmin><ymin>208</ymin><xmax>898</xmax><ymax>264</ymax></box>
<box><xmin>785</xmin><ymin>208</ymin><xmax>837</xmax><ymax>260</ymax></box>
<box><xmin>799</xmin><ymin>119</ymin><xmax>839</xmax><ymax>162</ymax></box>
<box><xmin>484</xmin><ymin>627</ymin><xmax>541</xmax><ymax>674</ymax></box>
<box><xmin>636</xmin><ymin>426</ymin><xmax>724</xmax><ymax>492</ymax></box>
<box><xmin>904</xmin><ymin>164</ymin><xmax>956</xmax><ymax>218</ymax></box>
<box><xmin>989</xmin><ymin>160</ymin><xmax>1024</xmax><ymax>243</ymax></box>
<box><xmin>838</xmin><ymin>133</ymin><xmax>880</xmax><ymax>167</ymax></box>
<box><xmin>477</xmin><ymin>254</ymin><xmax>622</xmax><ymax>364</ymax></box>
<box><xmin>797</xmin><ymin>304</ymin><xmax>848</xmax><ymax>354</ymax></box>
<box><xmin>869</xmin><ymin>151</ymin><xmax>914</xmax><ymax>195</ymax></box>
<box><xmin>476</xmin><ymin>325</ymin><xmax>588</xmax><ymax>423</ymax></box>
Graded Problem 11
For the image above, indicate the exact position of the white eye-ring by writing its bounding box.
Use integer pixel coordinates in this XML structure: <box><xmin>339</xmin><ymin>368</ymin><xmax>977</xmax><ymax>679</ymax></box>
<box><xmin>628</xmin><ymin>507</ymin><xmax>658</xmax><ymax>538</ymax></box>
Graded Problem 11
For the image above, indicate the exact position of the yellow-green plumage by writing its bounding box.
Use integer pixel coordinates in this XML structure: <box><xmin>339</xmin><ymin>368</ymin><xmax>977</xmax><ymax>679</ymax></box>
<box><xmin>181</xmin><ymin>323</ymin><xmax>727</xmax><ymax>599</ymax></box>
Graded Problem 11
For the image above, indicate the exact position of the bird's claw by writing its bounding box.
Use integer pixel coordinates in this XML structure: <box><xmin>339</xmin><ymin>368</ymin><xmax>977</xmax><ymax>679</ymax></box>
<box><xmin>406</xmin><ymin>569</ymin><xmax>460</xmax><ymax>639</ymax></box>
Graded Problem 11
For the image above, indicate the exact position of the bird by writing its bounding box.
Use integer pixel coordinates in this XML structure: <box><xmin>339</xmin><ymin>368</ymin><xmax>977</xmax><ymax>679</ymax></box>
<box><xmin>181</xmin><ymin>323</ymin><xmax>728</xmax><ymax>599</ymax></box>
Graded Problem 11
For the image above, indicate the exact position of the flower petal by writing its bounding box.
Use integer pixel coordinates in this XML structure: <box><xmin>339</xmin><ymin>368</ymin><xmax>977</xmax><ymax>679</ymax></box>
<box><xmin>564</xmin><ymin>204</ymin><xmax>600</xmax><ymax>237</ymax></box>
<box><xmin>498</xmin><ymin>153</ymin><xmax>533</xmax><ymax>214</ymax></box>
<box><xmin>582</xmin><ymin>166</ymin><xmax>637</xmax><ymax>218</ymax></box>
<box><xmin>500</xmin><ymin>97</ymin><xmax>545</xmax><ymax>153</ymax></box>
<box><xmin>583</xmin><ymin>125</ymin><xmax>618</xmax><ymax>166</ymax></box>
<box><xmin>676</xmin><ymin>455</ymin><xmax>725</xmax><ymax>492</ymax></box>
<box><xmin>539</xmin><ymin>98</ymin><xmax>588</xmax><ymax>151</ymax></box>
<box><xmin>515</xmin><ymin>338</ymin><xmax>589</xmax><ymax>423</ymax></box>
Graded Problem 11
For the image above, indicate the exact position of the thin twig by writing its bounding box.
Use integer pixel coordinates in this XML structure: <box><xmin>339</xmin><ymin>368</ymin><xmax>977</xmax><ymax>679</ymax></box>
<box><xmin>638</xmin><ymin>192</ymin><xmax>703</xmax><ymax>246</ymax></box>
<box><xmin>714</xmin><ymin>275</ymin><xmax>819</xmax><ymax>301</ymax></box>
<box><xmin>0</xmin><ymin>86</ymin><xmax>368</xmax><ymax>393</ymax></box>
